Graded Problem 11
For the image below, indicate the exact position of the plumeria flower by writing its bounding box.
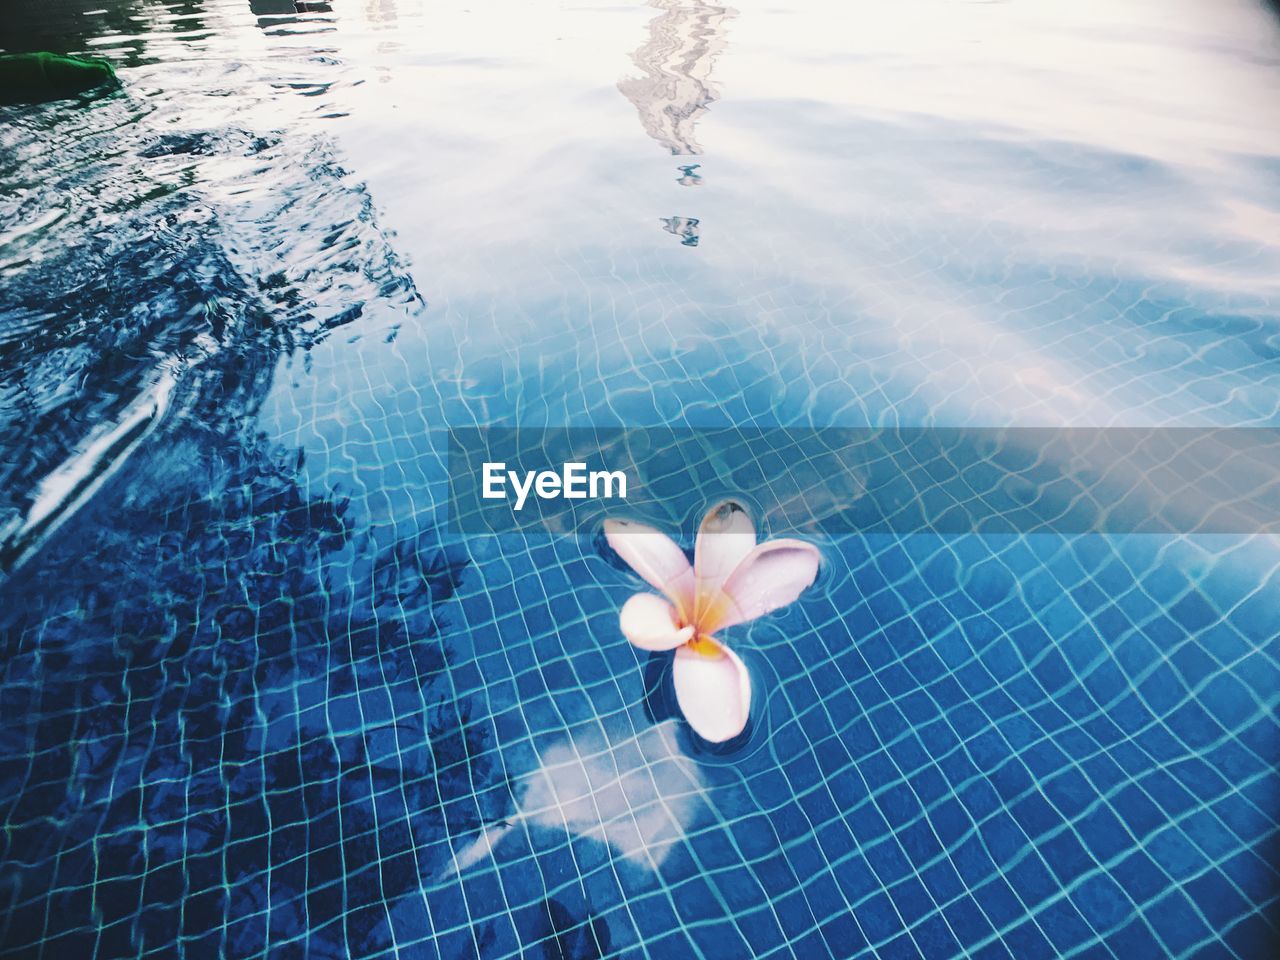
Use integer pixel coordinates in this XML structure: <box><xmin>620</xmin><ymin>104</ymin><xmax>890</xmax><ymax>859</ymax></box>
<box><xmin>604</xmin><ymin>501</ymin><xmax>821</xmax><ymax>743</ymax></box>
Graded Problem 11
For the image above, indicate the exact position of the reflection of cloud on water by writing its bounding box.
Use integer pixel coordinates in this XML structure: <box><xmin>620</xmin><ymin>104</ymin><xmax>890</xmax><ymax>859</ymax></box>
<box><xmin>618</xmin><ymin>0</ymin><xmax>734</xmax><ymax>155</ymax></box>
<box><xmin>448</xmin><ymin>720</ymin><xmax>705</xmax><ymax>876</ymax></box>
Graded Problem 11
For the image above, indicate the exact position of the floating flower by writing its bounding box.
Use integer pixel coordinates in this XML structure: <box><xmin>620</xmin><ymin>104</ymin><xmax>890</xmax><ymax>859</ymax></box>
<box><xmin>604</xmin><ymin>501</ymin><xmax>820</xmax><ymax>743</ymax></box>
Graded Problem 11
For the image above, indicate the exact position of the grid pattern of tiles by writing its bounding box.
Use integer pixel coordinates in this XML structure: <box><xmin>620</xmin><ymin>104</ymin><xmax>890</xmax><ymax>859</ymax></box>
<box><xmin>2</xmin><ymin>1</ymin><xmax>1279</xmax><ymax>955</ymax></box>
<box><xmin>2</xmin><ymin>314</ymin><xmax>1277</xmax><ymax>958</ymax></box>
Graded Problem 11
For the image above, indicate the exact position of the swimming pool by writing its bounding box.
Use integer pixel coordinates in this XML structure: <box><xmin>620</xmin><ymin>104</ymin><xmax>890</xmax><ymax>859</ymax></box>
<box><xmin>1</xmin><ymin>0</ymin><xmax>1278</xmax><ymax>956</ymax></box>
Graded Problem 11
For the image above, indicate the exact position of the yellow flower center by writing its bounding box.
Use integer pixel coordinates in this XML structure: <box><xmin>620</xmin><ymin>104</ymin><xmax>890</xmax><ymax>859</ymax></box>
<box><xmin>684</xmin><ymin>635</ymin><xmax>722</xmax><ymax>658</ymax></box>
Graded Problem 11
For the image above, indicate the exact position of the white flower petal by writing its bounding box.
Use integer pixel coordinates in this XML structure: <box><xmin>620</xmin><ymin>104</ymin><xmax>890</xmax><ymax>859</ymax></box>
<box><xmin>604</xmin><ymin>519</ymin><xmax>696</xmax><ymax>621</ymax></box>
<box><xmin>673</xmin><ymin>637</ymin><xmax>752</xmax><ymax>743</ymax></box>
<box><xmin>693</xmin><ymin>500</ymin><xmax>756</xmax><ymax>628</ymax></box>
<box><xmin>619</xmin><ymin>593</ymin><xmax>694</xmax><ymax>651</ymax></box>
<box><xmin>703</xmin><ymin>539</ymin><xmax>821</xmax><ymax>633</ymax></box>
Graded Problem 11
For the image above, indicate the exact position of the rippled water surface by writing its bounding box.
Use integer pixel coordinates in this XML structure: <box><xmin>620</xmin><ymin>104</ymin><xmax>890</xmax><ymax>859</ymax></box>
<box><xmin>2</xmin><ymin>1</ymin><xmax>1279</xmax><ymax>957</ymax></box>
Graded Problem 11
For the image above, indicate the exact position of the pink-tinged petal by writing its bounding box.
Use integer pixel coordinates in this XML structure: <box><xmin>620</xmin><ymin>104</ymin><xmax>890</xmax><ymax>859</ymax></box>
<box><xmin>604</xmin><ymin>519</ymin><xmax>696</xmax><ymax>622</ymax></box>
<box><xmin>619</xmin><ymin>593</ymin><xmax>695</xmax><ymax>651</ymax></box>
<box><xmin>673</xmin><ymin>637</ymin><xmax>752</xmax><ymax>743</ymax></box>
<box><xmin>701</xmin><ymin>539</ymin><xmax>821</xmax><ymax>633</ymax></box>
<box><xmin>693</xmin><ymin>500</ymin><xmax>756</xmax><ymax>628</ymax></box>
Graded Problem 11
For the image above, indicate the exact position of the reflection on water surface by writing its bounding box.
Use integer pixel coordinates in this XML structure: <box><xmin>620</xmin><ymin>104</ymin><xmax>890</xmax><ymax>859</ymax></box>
<box><xmin>618</xmin><ymin>0</ymin><xmax>732</xmax><ymax>157</ymax></box>
<box><xmin>1</xmin><ymin>1</ymin><xmax>1279</xmax><ymax>957</ymax></box>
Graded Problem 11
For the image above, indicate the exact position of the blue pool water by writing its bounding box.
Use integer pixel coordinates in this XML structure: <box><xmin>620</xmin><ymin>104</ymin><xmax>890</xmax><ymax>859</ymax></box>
<box><xmin>2</xmin><ymin>0</ymin><xmax>1279</xmax><ymax>956</ymax></box>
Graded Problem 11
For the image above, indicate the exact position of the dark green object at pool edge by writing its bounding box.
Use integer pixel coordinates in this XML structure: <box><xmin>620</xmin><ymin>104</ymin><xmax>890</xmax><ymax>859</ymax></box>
<box><xmin>0</xmin><ymin>53</ymin><xmax>118</xmax><ymax>106</ymax></box>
